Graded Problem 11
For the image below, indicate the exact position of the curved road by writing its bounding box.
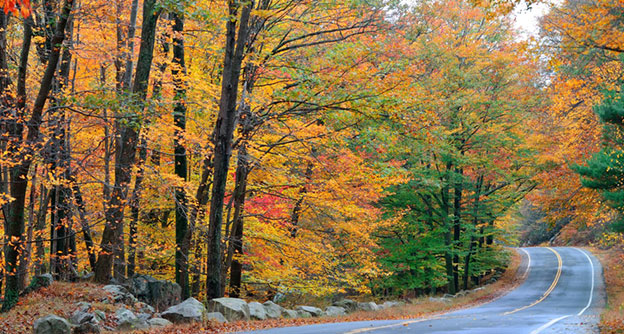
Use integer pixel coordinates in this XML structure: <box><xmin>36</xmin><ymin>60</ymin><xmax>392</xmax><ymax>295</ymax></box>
<box><xmin>246</xmin><ymin>247</ymin><xmax>605</xmax><ymax>334</ymax></box>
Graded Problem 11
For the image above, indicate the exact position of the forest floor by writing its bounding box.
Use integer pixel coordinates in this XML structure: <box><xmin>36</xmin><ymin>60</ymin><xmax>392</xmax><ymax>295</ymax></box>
<box><xmin>589</xmin><ymin>246</ymin><xmax>624</xmax><ymax>334</ymax></box>
<box><xmin>0</xmin><ymin>250</ymin><xmax>523</xmax><ymax>334</ymax></box>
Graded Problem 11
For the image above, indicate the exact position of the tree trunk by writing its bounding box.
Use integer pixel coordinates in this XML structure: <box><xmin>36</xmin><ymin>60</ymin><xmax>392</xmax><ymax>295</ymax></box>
<box><xmin>226</xmin><ymin>144</ymin><xmax>249</xmax><ymax>297</ymax></box>
<box><xmin>171</xmin><ymin>11</ymin><xmax>191</xmax><ymax>299</ymax></box>
<box><xmin>3</xmin><ymin>0</ymin><xmax>74</xmax><ymax>311</ymax></box>
<box><xmin>94</xmin><ymin>0</ymin><xmax>161</xmax><ymax>283</ymax></box>
<box><xmin>452</xmin><ymin>167</ymin><xmax>462</xmax><ymax>293</ymax></box>
<box><xmin>205</xmin><ymin>0</ymin><xmax>254</xmax><ymax>299</ymax></box>
<box><xmin>463</xmin><ymin>174</ymin><xmax>482</xmax><ymax>291</ymax></box>
<box><xmin>442</xmin><ymin>162</ymin><xmax>455</xmax><ymax>295</ymax></box>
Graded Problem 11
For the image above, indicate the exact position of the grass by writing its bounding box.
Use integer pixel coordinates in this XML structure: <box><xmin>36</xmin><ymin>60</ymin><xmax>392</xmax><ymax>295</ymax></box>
<box><xmin>0</xmin><ymin>249</ymin><xmax>524</xmax><ymax>334</ymax></box>
<box><xmin>588</xmin><ymin>246</ymin><xmax>624</xmax><ymax>334</ymax></box>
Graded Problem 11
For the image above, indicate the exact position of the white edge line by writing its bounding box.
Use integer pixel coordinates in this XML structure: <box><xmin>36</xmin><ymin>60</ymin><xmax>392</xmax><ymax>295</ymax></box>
<box><xmin>531</xmin><ymin>247</ymin><xmax>595</xmax><ymax>334</ymax></box>
<box><xmin>575</xmin><ymin>247</ymin><xmax>595</xmax><ymax>316</ymax></box>
<box><xmin>530</xmin><ymin>315</ymin><xmax>570</xmax><ymax>334</ymax></box>
<box><xmin>518</xmin><ymin>248</ymin><xmax>531</xmax><ymax>279</ymax></box>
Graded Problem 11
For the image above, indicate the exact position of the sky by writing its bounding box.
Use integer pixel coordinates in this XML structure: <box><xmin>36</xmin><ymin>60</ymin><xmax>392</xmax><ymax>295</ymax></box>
<box><xmin>512</xmin><ymin>1</ymin><xmax>552</xmax><ymax>39</ymax></box>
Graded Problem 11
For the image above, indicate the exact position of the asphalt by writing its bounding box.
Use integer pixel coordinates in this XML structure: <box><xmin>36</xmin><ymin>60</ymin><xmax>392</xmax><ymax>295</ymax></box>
<box><xmin>244</xmin><ymin>247</ymin><xmax>605</xmax><ymax>334</ymax></box>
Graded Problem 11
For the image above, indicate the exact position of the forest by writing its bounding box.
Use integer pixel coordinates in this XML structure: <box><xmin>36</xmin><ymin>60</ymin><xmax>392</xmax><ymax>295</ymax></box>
<box><xmin>0</xmin><ymin>0</ymin><xmax>622</xmax><ymax>329</ymax></box>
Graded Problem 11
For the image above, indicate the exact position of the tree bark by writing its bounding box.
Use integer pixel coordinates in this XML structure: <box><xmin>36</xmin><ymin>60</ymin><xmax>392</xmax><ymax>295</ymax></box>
<box><xmin>3</xmin><ymin>0</ymin><xmax>74</xmax><ymax>311</ymax></box>
<box><xmin>205</xmin><ymin>0</ymin><xmax>254</xmax><ymax>299</ymax></box>
<box><xmin>463</xmin><ymin>174</ymin><xmax>482</xmax><ymax>291</ymax></box>
<box><xmin>94</xmin><ymin>0</ymin><xmax>161</xmax><ymax>283</ymax></box>
<box><xmin>171</xmin><ymin>11</ymin><xmax>191</xmax><ymax>299</ymax></box>
<box><xmin>452</xmin><ymin>167</ymin><xmax>463</xmax><ymax>293</ymax></box>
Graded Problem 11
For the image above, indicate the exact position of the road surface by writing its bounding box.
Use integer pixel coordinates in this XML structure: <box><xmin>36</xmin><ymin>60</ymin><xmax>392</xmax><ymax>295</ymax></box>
<box><xmin>246</xmin><ymin>247</ymin><xmax>604</xmax><ymax>334</ymax></box>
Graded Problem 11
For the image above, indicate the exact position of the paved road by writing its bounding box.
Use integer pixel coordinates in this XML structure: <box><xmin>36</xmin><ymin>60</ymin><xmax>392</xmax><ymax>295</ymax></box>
<box><xmin>246</xmin><ymin>247</ymin><xmax>604</xmax><ymax>334</ymax></box>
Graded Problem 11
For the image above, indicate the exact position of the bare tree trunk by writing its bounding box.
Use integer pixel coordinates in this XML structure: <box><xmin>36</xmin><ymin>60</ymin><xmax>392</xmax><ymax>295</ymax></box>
<box><xmin>19</xmin><ymin>167</ymin><xmax>38</xmax><ymax>290</ymax></box>
<box><xmin>94</xmin><ymin>0</ymin><xmax>161</xmax><ymax>284</ymax></box>
<box><xmin>205</xmin><ymin>0</ymin><xmax>254</xmax><ymax>299</ymax></box>
<box><xmin>226</xmin><ymin>144</ymin><xmax>248</xmax><ymax>297</ymax></box>
<box><xmin>171</xmin><ymin>11</ymin><xmax>191</xmax><ymax>299</ymax></box>
<box><xmin>3</xmin><ymin>0</ymin><xmax>74</xmax><ymax>310</ymax></box>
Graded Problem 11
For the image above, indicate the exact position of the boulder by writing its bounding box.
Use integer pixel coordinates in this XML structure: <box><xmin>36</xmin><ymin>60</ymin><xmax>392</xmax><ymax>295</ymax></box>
<box><xmin>357</xmin><ymin>302</ymin><xmax>379</xmax><ymax>311</ymax></box>
<box><xmin>207</xmin><ymin>297</ymin><xmax>250</xmax><ymax>321</ymax></box>
<box><xmin>103</xmin><ymin>285</ymin><xmax>137</xmax><ymax>304</ymax></box>
<box><xmin>136</xmin><ymin>302</ymin><xmax>155</xmax><ymax>315</ymax></box>
<box><xmin>147</xmin><ymin>318</ymin><xmax>172</xmax><ymax>328</ymax></box>
<box><xmin>248</xmin><ymin>302</ymin><xmax>267</xmax><ymax>320</ymax></box>
<box><xmin>161</xmin><ymin>297</ymin><xmax>206</xmax><ymax>324</ymax></box>
<box><xmin>272</xmin><ymin>292</ymin><xmax>286</xmax><ymax>303</ymax></box>
<box><xmin>73</xmin><ymin>322</ymin><xmax>100</xmax><ymax>334</ymax></box>
<box><xmin>332</xmin><ymin>299</ymin><xmax>357</xmax><ymax>312</ymax></box>
<box><xmin>136</xmin><ymin>313</ymin><xmax>151</xmax><ymax>322</ymax></box>
<box><xmin>205</xmin><ymin>312</ymin><xmax>228</xmax><ymax>323</ymax></box>
<box><xmin>282</xmin><ymin>309</ymin><xmax>299</xmax><ymax>318</ymax></box>
<box><xmin>295</xmin><ymin>306</ymin><xmax>323</xmax><ymax>317</ymax></box>
<box><xmin>380</xmin><ymin>301</ymin><xmax>404</xmax><ymax>309</ymax></box>
<box><xmin>324</xmin><ymin>306</ymin><xmax>347</xmax><ymax>317</ymax></box>
<box><xmin>115</xmin><ymin>308</ymin><xmax>148</xmax><ymax>331</ymax></box>
<box><xmin>33</xmin><ymin>315</ymin><xmax>71</xmax><ymax>334</ymax></box>
<box><xmin>263</xmin><ymin>301</ymin><xmax>284</xmax><ymax>319</ymax></box>
<box><xmin>94</xmin><ymin>311</ymin><xmax>106</xmax><ymax>322</ymax></box>
<box><xmin>74</xmin><ymin>302</ymin><xmax>92</xmax><ymax>313</ymax></box>
<box><xmin>129</xmin><ymin>274</ymin><xmax>182</xmax><ymax>311</ymax></box>
<box><xmin>129</xmin><ymin>274</ymin><xmax>157</xmax><ymax>301</ymax></box>
<box><xmin>148</xmin><ymin>280</ymin><xmax>181</xmax><ymax>311</ymax></box>
<box><xmin>428</xmin><ymin>297</ymin><xmax>450</xmax><ymax>303</ymax></box>
<box><xmin>70</xmin><ymin>309</ymin><xmax>96</xmax><ymax>325</ymax></box>
<box><xmin>296</xmin><ymin>310</ymin><xmax>312</xmax><ymax>318</ymax></box>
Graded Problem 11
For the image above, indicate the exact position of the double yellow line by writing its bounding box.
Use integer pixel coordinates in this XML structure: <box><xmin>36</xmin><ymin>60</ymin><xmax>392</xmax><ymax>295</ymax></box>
<box><xmin>503</xmin><ymin>247</ymin><xmax>562</xmax><ymax>315</ymax></box>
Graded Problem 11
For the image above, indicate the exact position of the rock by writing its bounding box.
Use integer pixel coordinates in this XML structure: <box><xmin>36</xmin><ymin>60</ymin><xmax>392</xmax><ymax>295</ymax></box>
<box><xmin>332</xmin><ymin>299</ymin><xmax>357</xmax><ymax>312</ymax></box>
<box><xmin>296</xmin><ymin>310</ymin><xmax>312</xmax><ymax>318</ymax></box>
<box><xmin>161</xmin><ymin>297</ymin><xmax>206</xmax><ymax>323</ymax></box>
<box><xmin>73</xmin><ymin>322</ymin><xmax>100</xmax><ymax>334</ymax></box>
<box><xmin>94</xmin><ymin>311</ymin><xmax>106</xmax><ymax>322</ymax></box>
<box><xmin>455</xmin><ymin>291</ymin><xmax>468</xmax><ymax>297</ymax></box>
<box><xmin>207</xmin><ymin>297</ymin><xmax>250</xmax><ymax>321</ymax></box>
<box><xmin>33</xmin><ymin>315</ymin><xmax>71</xmax><ymax>334</ymax></box>
<box><xmin>248</xmin><ymin>302</ymin><xmax>267</xmax><ymax>320</ymax></box>
<box><xmin>428</xmin><ymin>297</ymin><xmax>450</xmax><ymax>303</ymax></box>
<box><xmin>295</xmin><ymin>306</ymin><xmax>323</xmax><ymax>317</ymax></box>
<box><xmin>324</xmin><ymin>306</ymin><xmax>347</xmax><ymax>317</ymax></box>
<box><xmin>263</xmin><ymin>301</ymin><xmax>284</xmax><ymax>319</ymax></box>
<box><xmin>77</xmin><ymin>272</ymin><xmax>94</xmax><ymax>282</ymax></box>
<box><xmin>129</xmin><ymin>274</ymin><xmax>157</xmax><ymax>301</ymax></box>
<box><xmin>136</xmin><ymin>313</ymin><xmax>151</xmax><ymax>322</ymax></box>
<box><xmin>137</xmin><ymin>302</ymin><xmax>156</xmax><ymax>315</ymax></box>
<box><xmin>147</xmin><ymin>318</ymin><xmax>172</xmax><ymax>328</ymax></box>
<box><xmin>148</xmin><ymin>280</ymin><xmax>182</xmax><ymax>311</ymax></box>
<box><xmin>115</xmin><ymin>308</ymin><xmax>148</xmax><ymax>331</ymax></box>
<box><xmin>205</xmin><ymin>312</ymin><xmax>228</xmax><ymax>323</ymax></box>
<box><xmin>74</xmin><ymin>302</ymin><xmax>92</xmax><ymax>313</ymax></box>
<box><xmin>129</xmin><ymin>274</ymin><xmax>182</xmax><ymax>311</ymax></box>
<box><xmin>357</xmin><ymin>302</ymin><xmax>379</xmax><ymax>311</ymax></box>
<box><xmin>29</xmin><ymin>274</ymin><xmax>54</xmax><ymax>293</ymax></box>
<box><xmin>380</xmin><ymin>301</ymin><xmax>404</xmax><ymax>309</ymax></box>
<box><xmin>70</xmin><ymin>309</ymin><xmax>96</xmax><ymax>325</ymax></box>
<box><xmin>282</xmin><ymin>309</ymin><xmax>299</xmax><ymax>318</ymax></box>
<box><xmin>103</xmin><ymin>285</ymin><xmax>137</xmax><ymax>304</ymax></box>
<box><xmin>272</xmin><ymin>292</ymin><xmax>286</xmax><ymax>304</ymax></box>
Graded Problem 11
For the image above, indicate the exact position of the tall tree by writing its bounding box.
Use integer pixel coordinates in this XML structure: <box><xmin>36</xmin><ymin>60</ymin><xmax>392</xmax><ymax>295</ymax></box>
<box><xmin>94</xmin><ymin>0</ymin><xmax>161</xmax><ymax>283</ymax></box>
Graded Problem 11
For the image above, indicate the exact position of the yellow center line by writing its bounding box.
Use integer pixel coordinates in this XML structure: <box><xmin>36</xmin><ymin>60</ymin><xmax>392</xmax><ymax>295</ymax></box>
<box><xmin>502</xmin><ymin>247</ymin><xmax>562</xmax><ymax>316</ymax></box>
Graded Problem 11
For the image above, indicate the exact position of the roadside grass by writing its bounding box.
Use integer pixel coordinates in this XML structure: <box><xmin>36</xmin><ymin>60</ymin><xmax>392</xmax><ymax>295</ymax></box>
<box><xmin>146</xmin><ymin>248</ymin><xmax>524</xmax><ymax>334</ymax></box>
<box><xmin>0</xmin><ymin>250</ymin><xmax>524</xmax><ymax>334</ymax></box>
<box><xmin>589</xmin><ymin>247</ymin><xmax>624</xmax><ymax>334</ymax></box>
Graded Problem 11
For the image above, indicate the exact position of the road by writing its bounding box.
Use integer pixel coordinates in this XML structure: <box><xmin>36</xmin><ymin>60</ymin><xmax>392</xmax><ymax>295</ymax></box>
<box><xmin>246</xmin><ymin>247</ymin><xmax>604</xmax><ymax>334</ymax></box>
